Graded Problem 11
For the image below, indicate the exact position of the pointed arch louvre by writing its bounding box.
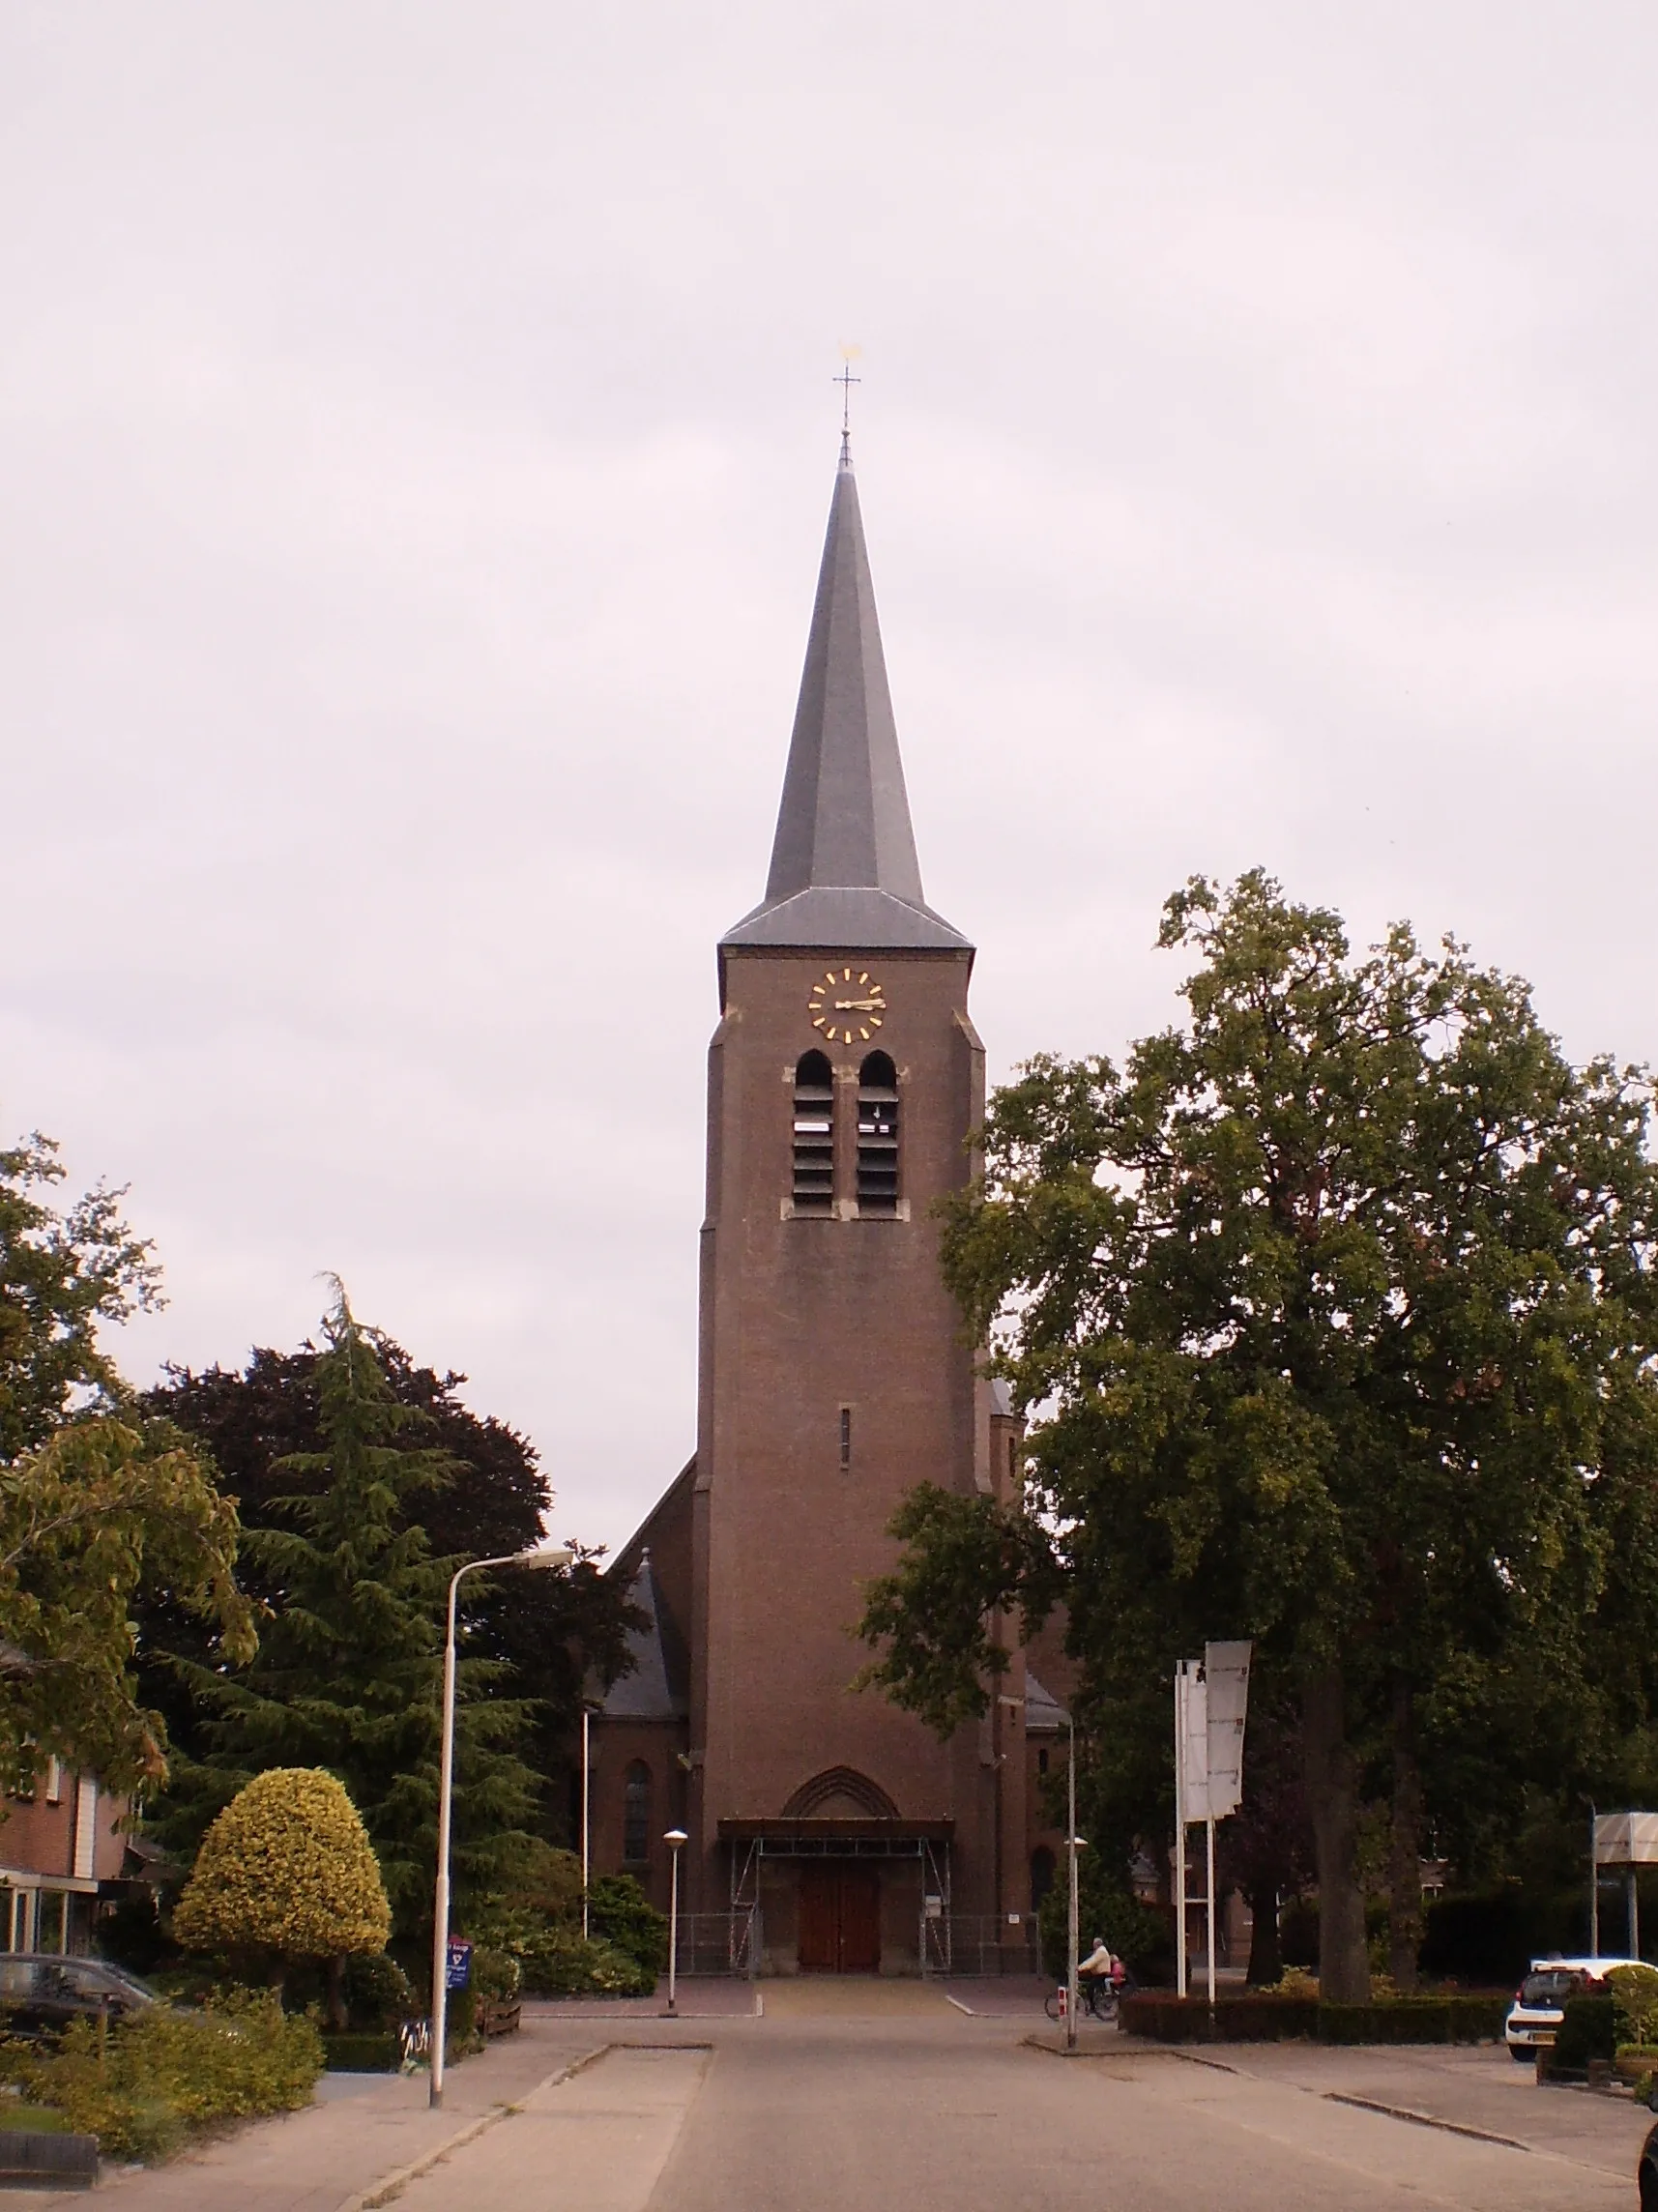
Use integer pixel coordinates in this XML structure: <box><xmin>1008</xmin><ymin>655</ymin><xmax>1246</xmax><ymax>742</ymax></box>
<box><xmin>781</xmin><ymin>1767</ymin><xmax>900</xmax><ymax>1819</ymax></box>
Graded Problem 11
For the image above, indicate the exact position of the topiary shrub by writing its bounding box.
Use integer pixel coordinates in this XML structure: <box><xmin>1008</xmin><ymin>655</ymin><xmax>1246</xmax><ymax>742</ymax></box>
<box><xmin>172</xmin><ymin>1769</ymin><xmax>392</xmax><ymax>2026</ymax></box>
<box><xmin>1608</xmin><ymin>1964</ymin><xmax>1658</xmax><ymax>2052</ymax></box>
<box><xmin>587</xmin><ymin>1876</ymin><xmax>668</xmax><ymax>1979</ymax></box>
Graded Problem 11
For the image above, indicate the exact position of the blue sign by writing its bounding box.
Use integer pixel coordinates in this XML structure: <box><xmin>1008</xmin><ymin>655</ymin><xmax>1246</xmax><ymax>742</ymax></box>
<box><xmin>446</xmin><ymin>1937</ymin><xmax>473</xmax><ymax>1992</ymax></box>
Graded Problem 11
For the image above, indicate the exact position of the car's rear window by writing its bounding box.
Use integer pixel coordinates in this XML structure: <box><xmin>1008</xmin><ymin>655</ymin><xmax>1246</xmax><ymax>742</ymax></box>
<box><xmin>1520</xmin><ymin>1970</ymin><xmax>1583</xmax><ymax>2005</ymax></box>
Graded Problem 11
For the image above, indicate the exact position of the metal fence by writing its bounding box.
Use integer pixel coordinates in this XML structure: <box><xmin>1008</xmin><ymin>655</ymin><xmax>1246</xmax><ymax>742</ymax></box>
<box><xmin>923</xmin><ymin>1915</ymin><xmax>1041</xmax><ymax>1978</ymax></box>
<box><xmin>672</xmin><ymin>1909</ymin><xmax>760</xmax><ymax>1978</ymax></box>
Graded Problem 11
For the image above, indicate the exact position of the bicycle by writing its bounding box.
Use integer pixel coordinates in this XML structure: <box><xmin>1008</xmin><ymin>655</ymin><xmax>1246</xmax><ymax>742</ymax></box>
<box><xmin>1044</xmin><ymin>1976</ymin><xmax>1124</xmax><ymax>2023</ymax></box>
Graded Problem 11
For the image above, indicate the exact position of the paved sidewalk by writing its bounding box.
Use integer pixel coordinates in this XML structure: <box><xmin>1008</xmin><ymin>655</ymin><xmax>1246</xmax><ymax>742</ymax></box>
<box><xmin>10</xmin><ymin>2019</ymin><xmax>605</xmax><ymax>2212</ymax></box>
<box><xmin>523</xmin><ymin>1983</ymin><xmax>760</xmax><ymax>2022</ymax></box>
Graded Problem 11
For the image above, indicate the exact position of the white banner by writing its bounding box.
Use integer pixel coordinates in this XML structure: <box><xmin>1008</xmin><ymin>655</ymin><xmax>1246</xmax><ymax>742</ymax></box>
<box><xmin>1595</xmin><ymin>1811</ymin><xmax>1658</xmax><ymax>1865</ymax></box>
<box><xmin>1203</xmin><ymin>1642</ymin><xmax>1252</xmax><ymax>1820</ymax></box>
<box><xmin>1178</xmin><ymin>1663</ymin><xmax>1209</xmax><ymax>1810</ymax></box>
<box><xmin>1175</xmin><ymin>1643</ymin><xmax>1252</xmax><ymax>1822</ymax></box>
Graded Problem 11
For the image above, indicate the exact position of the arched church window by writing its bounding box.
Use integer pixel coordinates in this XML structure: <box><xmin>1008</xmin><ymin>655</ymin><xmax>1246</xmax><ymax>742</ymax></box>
<box><xmin>623</xmin><ymin>1761</ymin><xmax>652</xmax><ymax>1865</ymax></box>
<box><xmin>856</xmin><ymin>1052</ymin><xmax>899</xmax><ymax>1214</ymax></box>
<box><xmin>791</xmin><ymin>1051</ymin><xmax>835</xmax><ymax>1214</ymax></box>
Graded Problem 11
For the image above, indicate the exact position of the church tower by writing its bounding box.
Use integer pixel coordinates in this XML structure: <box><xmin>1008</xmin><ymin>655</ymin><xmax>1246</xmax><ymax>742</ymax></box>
<box><xmin>679</xmin><ymin>445</ymin><xmax>1030</xmax><ymax>1970</ymax></box>
<box><xmin>588</xmin><ymin>443</ymin><xmax>1042</xmax><ymax>1973</ymax></box>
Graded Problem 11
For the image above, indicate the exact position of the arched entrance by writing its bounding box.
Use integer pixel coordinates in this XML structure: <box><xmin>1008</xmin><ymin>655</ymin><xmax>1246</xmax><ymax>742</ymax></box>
<box><xmin>721</xmin><ymin>1777</ymin><xmax>951</xmax><ymax>1977</ymax></box>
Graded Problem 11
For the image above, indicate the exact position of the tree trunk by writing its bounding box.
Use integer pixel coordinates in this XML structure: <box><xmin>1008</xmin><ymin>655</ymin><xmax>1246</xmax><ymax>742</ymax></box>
<box><xmin>326</xmin><ymin>1954</ymin><xmax>348</xmax><ymax>2034</ymax></box>
<box><xmin>1244</xmin><ymin>1886</ymin><xmax>1282</xmax><ymax>1986</ymax></box>
<box><xmin>1388</xmin><ymin>1678</ymin><xmax>1423</xmax><ymax>1992</ymax></box>
<box><xmin>1302</xmin><ymin>1661</ymin><xmax>1370</xmax><ymax>2002</ymax></box>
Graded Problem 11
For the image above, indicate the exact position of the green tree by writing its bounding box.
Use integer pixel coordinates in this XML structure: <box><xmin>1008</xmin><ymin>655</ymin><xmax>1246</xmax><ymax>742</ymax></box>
<box><xmin>0</xmin><ymin>1125</ymin><xmax>252</xmax><ymax>1789</ymax></box>
<box><xmin>0</xmin><ymin>1132</ymin><xmax>160</xmax><ymax>1461</ymax></box>
<box><xmin>140</xmin><ymin>1339</ymin><xmax>634</xmax><ymax>1837</ymax></box>
<box><xmin>0</xmin><ymin>1416</ymin><xmax>254</xmax><ymax>1790</ymax></box>
<box><xmin>173</xmin><ymin>1767</ymin><xmax>392</xmax><ymax>2023</ymax></box>
<box><xmin>858</xmin><ymin>873</ymin><xmax>1658</xmax><ymax>2000</ymax></box>
<box><xmin>160</xmin><ymin>1288</ymin><xmax>542</xmax><ymax>1945</ymax></box>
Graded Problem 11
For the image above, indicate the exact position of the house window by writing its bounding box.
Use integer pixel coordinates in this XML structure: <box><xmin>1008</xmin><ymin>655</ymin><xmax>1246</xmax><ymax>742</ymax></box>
<box><xmin>623</xmin><ymin>1761</ymin><xmax>652</xmax><ymax>1866</ymax></box>
<box><xmin>856</xmin><ymin>1052</ymin><xmax>899</xmax><ymax>1214</ymax></box>
<box><xmin>791</xmin><ymin>1052</ymin><xmax>835</xmax><ymax>1214</ymax></box>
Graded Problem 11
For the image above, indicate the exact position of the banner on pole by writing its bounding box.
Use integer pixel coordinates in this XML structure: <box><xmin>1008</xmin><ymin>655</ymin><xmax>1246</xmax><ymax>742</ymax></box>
<box><xmin>1175</xmin><ymin>1642</ymin><xmax>1252</xmax><ymax>1822</ymax></box>
<box><xmin>1594</xmin><ymin>1812</ymin><xmax>1658</xmax><ymax>1865</ymax></box>
<box><xmin>1203</xmin><ymin>1641</ymin><xmax>1252</xmax><ymax>1820</ymax></box>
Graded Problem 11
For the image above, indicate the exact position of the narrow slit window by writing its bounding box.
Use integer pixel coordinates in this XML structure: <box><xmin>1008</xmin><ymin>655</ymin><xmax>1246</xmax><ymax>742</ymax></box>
<box><xmin>792</xmin><ymin>1051</ymin><xmax>835</xmax><ymax>1213</ymax></box>
<box><xmin>623</xmin><ymin>1761</ymin><xmax>652</xmax><ymax>1865</ymax></box>
<box><xmin>856</xmin><ymin>1052</ymin><xmax>899</xmax><ymax>1214</ymax></box>
<box><xmin>839</xmin><ymin>1406</ymin><xmax>852</xmax><ymax>1471</ymax></box>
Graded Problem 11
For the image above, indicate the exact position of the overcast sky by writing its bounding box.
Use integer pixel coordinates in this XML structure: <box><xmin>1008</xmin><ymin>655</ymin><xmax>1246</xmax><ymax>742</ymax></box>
<box><xmin>4</xmin><ymin>2</ymin><xmax>1656</xmax><ymax>1555</ymax></box>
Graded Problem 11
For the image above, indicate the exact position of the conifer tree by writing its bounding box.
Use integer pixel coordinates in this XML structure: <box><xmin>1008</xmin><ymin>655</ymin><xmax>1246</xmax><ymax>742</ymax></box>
<box><xmin>163</xmin><ymin>1286</ymin><xmax>540</xmax><ymax>1939</ymax></box>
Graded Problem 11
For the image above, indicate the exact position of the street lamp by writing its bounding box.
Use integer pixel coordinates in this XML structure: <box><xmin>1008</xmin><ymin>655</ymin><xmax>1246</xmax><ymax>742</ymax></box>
<box><xmin>580</xmin><ymin>1697</ymin><xmax>602</xmax><ymax>1941</ymax></box>
<box><xmin>1065</xmin><ymin>1710</ymin><xmax>1086</xmax><ymax>2054</ymax></box>
<box><xmin>663</xmin><ymin>1829</ymin><xmax>688</xmax><ymax>2018</ymax></box>
<box><xmin>429</xmin><ymin>1545</ymin><xmax>571</xmax><ymax>2110</ymax></box>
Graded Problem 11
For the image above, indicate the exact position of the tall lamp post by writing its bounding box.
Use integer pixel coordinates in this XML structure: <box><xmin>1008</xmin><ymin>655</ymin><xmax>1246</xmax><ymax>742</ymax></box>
<box><xmin>581</xmin><ymin>1698</ymin><xmax>601</xmax><ymax>1940</ymax></box>
<box><xmin>429</xmin><ymin>1545</ymin><xmax>571</xmax><ymax>2110</ymax></box>
<box><xmin>663</xmin><ymin>1828</ymin><xmax>688</xmax><ymax>2017</ymax></box>
<box><xmin>1065</xmin><ymin>1711</ymin><xmax>1086</xmax><ymax>2055</ymax></box>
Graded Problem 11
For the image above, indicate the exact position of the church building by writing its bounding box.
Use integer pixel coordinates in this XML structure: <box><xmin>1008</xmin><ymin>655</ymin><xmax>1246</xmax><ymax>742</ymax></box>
<box><xmin>586</xmin><ymin>442</ymin><xmax>1069</xmax><ymax>1975</ymax></box>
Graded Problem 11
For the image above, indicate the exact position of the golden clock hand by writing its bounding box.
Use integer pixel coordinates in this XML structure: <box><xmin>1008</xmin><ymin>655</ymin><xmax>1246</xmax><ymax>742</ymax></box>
<box><xmin>833</xmin><ymin>998</ymin><xmax>885</xmax><ymax>1011</ymax></box>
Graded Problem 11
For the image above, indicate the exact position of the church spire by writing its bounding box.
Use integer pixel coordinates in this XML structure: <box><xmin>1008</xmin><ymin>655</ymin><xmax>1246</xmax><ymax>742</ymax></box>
<box><xmin>721</xmin><ymin>454</ymin><xmax>971</xmax><ymax>953</ymax></box>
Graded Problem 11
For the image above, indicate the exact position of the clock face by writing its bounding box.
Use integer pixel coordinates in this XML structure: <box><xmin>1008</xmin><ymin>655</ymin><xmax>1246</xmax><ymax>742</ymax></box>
<box><xmin>808</xmin><ymin>967</ymin><xmax>887</xmax><ymax>1045</ymax></box>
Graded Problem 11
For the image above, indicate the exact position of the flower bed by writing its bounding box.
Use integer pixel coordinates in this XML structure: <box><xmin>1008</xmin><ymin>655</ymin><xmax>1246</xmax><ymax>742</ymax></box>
<box><xmin>0</xmin><ymin>1990</ymin><xmax>323</xmax><ymax>2163</ymax></box>
<box><xmin>1120</xmin><ymin>1994</ymin><xmax>1507</xmax><ymax>2045</ymax></box>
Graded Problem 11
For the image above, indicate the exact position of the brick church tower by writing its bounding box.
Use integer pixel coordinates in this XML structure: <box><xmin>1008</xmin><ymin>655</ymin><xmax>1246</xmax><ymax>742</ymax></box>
<box><xmin>587</xmin><ymin>446</ymin><xmax>1058</xmax><ymax>1974</ymax></box>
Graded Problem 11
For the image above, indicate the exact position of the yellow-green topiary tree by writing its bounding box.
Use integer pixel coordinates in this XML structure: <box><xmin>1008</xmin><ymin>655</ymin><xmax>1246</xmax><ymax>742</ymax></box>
<box><xmin>173</xmin><ymin>1768</ymin><xmax>392</xmax><ymax>2025</ymax></box>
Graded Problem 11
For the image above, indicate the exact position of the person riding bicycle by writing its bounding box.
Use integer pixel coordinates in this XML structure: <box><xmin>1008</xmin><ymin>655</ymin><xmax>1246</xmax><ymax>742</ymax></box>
<box><xmin>1078</xmin><ymin>1936</ymin><xmax>1119</xmax><ymax>1985</ymax></box>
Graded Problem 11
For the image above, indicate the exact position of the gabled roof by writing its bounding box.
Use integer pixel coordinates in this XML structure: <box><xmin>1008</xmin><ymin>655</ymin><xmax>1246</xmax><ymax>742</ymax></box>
<box><xmin>1025</xmin><ymin>1672</ymin><xmax>1068</xmax><ymax>1733</ymax></box>
<box><xmin>601</xmin><ymin>1551</ymin><xmax>688</xmax><ymax>1722</ymax></box>
<box><xmin>722</xmin><ymin>454</ymin><xmax>971</xmax><ymax>955</ymax></box>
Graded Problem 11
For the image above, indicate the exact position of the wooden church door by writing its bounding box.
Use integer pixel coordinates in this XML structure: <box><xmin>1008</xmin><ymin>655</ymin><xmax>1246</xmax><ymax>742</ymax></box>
<box><xmin>798</xmin><ymin>1864</ymin><xmax>881</xmax><ymax>1973</ymax></box>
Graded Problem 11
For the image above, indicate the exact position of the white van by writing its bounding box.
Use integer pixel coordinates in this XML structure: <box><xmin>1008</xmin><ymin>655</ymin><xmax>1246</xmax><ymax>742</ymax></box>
<box><xmin>1503</xmin><ymin>1955</ymin><xmax>1643</xmax><ymax>2060</ymax></box>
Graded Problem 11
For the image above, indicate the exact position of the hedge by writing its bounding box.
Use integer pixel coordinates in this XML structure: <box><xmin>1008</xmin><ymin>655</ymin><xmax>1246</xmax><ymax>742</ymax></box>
<box><xmin>321</xmin><ymin>2033</ymin><xmax>402</xmax><ymax>2073</ymax></box>
<box><xmin>1120</xmin><ymin>1994</ymin><xmax>1507</xmax><ymax>2045</ymax></box>
<box><xmin>1556</xmin><ymin>1994</ymin><xmax>1617</xmax><ymax>2069</ymax></box>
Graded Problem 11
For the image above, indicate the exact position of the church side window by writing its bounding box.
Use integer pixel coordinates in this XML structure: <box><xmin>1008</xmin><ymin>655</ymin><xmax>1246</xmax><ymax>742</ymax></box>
<box><xmin>856</xmin><ymin>1052</ymin><xmax>899</xmax><ymax>1214</ymax></box>
<box><xmin>791</xmin><ymin>1052</ymin><xmax>835</xmax><ymax>1214</ymax></box>
<box><xmin>623</xmin><ymin>1761</ymin><xmax>652</xmax><ymax>1866</ymax></box>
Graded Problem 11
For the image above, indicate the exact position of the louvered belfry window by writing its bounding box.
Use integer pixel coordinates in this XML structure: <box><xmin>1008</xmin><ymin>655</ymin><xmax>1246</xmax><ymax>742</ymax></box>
<box><xmin>856</xmin><ymin>1051</ymin><xmax>899</xmax><ymax>1214</ymax></box>
<box><xmin>791</xmin><ymin>1051</ymin><xmax>835</xmax><ymax>1213</ymax></box>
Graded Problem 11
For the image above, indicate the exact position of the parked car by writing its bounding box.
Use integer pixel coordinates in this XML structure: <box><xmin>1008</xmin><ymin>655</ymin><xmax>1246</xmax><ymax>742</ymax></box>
<box><xmin>1504</xmin><ymin>1954</ymin><xmax>1643</xmax><ymax>2061</ymax></box>
<box><xmin>1641</xmin><ymin>2114</ymin><xmax>1658</xmax><ymax>2210</ymax></box>
<box><xmin>0</xmin><ymin>1955</ymin><xmax>158</xmax><ymax>2040</ymax></box>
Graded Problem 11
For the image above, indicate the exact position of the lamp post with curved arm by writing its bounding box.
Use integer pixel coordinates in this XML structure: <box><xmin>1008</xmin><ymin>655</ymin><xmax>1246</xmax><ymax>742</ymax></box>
<box><xmin>429</xmin><ymin>1546</ymin><xmax>571</xmax><ymax>2110</ymax></box>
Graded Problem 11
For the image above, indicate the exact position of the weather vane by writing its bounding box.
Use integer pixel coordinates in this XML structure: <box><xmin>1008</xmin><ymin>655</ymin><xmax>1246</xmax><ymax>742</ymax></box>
<box><xmin>834</xmin><ymin>345</ymin><xmax>862</xmax><ymax>464</ymax></box>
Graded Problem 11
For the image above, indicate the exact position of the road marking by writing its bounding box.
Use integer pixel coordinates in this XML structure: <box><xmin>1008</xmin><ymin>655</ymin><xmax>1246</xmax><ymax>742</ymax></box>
<box><xmin>945</xmin><ymin>1995</ymin><xmax>975</xmax><ymax>2016</ymax></box>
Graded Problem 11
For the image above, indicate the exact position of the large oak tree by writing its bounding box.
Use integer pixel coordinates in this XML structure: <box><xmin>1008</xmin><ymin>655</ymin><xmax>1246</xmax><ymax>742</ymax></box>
<box><xmin>858</xmin><ymin>873</ymin><xmax>1658</xmax><ymax>1998</ymax></box>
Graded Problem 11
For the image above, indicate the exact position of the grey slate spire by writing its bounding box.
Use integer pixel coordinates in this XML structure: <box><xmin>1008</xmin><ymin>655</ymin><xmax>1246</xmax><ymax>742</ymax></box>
<box><xmin>722</xmin><ymin>452</ymin><xmax>971</xmax><ymax>953</ymax></box>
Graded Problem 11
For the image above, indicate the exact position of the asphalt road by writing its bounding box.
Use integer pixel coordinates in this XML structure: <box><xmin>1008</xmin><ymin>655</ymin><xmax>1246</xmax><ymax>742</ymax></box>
<box><xmin>36</xmin><ymin>1989</ymin><xmax>1648</xmax><ymax>2211</ymax></box>
<box><xmin>383</xmin><ymin>1988</ymin><xmax>1648</xmax><ymax>2212</ymax></box>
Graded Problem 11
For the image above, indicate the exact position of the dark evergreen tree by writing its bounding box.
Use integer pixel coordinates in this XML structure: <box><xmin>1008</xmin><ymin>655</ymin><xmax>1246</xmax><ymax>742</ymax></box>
<box><xmin>139</xmin><ymin>1322</ymin><xmax>634</xmax><ymax>1846</ymax></box>
<box><xmin>157</xmin><ymin>1289</ymin><xmax>544</xmax><ymax>1939</ymax></box>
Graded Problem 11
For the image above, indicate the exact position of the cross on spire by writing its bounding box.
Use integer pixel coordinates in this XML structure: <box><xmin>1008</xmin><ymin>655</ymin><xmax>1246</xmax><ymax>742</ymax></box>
<box><xmin>834</xmin><ymin>356</ymin><xmax>861</xmax><ymax>467</ymax></box>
